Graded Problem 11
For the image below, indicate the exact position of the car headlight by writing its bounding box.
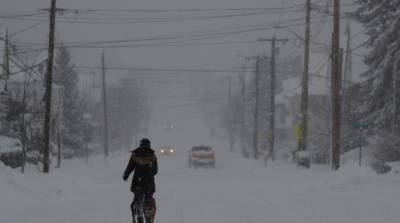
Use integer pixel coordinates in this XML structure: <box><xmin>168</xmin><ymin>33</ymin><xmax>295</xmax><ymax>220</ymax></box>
<box><xmin>160</xmin><ymin>149</ymin><xmax>165</xmax><ymax>154</ymax></box>
<box><xmin>170</xmin><ymin>149</ymin><xmax>175</xmax><ymax>153</ymax></box>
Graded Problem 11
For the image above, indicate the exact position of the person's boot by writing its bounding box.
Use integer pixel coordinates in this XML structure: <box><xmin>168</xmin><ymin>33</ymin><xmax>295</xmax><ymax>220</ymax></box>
<box><xmin>146</xmin><ymin>197</ymin><xmax>156</xmax><ymax>223</ymax></box>
<box><xmin>131</xmin><ymin>201</ymin><xmax>137</xmax><ymax>223</ymax></box>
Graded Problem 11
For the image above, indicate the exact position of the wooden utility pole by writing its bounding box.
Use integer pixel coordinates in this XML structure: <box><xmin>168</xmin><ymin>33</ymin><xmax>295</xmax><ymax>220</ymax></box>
<box><xmin>331</xmin><ymin>0</ymin><xmax>341</xmax><ymax>170</ymax></box>
<box><xmin>241</xmin><ymin>56</ymin><xmax>260</xmax><ymax>159</ymax></box>
<box><xmin>253</xmin><ymin>57</ymin><xmax>260</xmax><ymax>160</ymax></box>
<box><xmin>101</xmin><ymin>52</ymin><xmax>109</xmax><ymax>158</ymax></box>
<box><xmin>56</xmin><ymin>114</ymin><xmax>61</xmax><ymax>168</ymax></box>
<box><xmin>240</xmin><ymin>65</ymin><xmax>248</xmax><ymax>158</ymax></box>
<box><xmin>133</xmin><ymin>81</ymin><xmax>139</xmax><ymax>148</ymax></box>
<box><xmin>2</xmin><ymin>30</ymin><xmax>10</xmax><ymax>91</ymax></box>
<box><xmin>298</xmin><ymin>0</ymin><xmax>311</xmax><ymax>164</ymax></box>
<box><xmin>393</xmin><ymin>57</ymin><xmax>400</xmax><ymax>134</ymax></box>
<box><xmin>227</xmin><ymin>76</ymin><xmax>234</xmax><ymax>152</ymax></box>
<box><xmin>270</xmin><ymin>39</ymin><xmax>276</xmax><ymax>161</ymax></box>
<box><xmin>42</xmin><ymin>0</ymin><xmax>56</xmax><ymax>173</ymax></box>
<box><xmin>258</xmin><ymin>37</ymin><xmax>288</xmax><ymax>161</ymax></box>
<box><xmin>20</xmin><ymin>63</ymin><xmax>28</xmax><ymax>174</ymax></box>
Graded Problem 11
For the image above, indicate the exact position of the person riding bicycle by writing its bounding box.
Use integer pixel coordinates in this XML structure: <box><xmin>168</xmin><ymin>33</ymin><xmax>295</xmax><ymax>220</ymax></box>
<box><xmin>123</xmin><ymin>138</ymin><xmax>158</xmax><ymax>223</ymax></box>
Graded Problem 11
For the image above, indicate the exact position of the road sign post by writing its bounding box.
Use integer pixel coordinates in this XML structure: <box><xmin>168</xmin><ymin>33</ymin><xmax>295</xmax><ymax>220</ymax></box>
<box><xmin>352</xmin><ymin>123</ymin><xmax>368</xmax><ymax>166</ymax></box>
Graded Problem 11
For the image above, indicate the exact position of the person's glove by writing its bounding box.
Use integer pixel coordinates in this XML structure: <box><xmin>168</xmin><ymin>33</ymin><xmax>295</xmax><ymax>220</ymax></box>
<box><xmin>123</xmin><ymin>174</ymin><xmax>129</xmax><ymax>181</ymax></box>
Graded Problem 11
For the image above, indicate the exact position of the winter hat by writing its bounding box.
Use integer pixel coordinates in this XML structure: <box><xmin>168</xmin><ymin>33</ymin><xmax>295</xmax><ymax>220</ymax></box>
<box><xmin>140</xmin><ymin>138</ymin><xmax>151</xmax><ymax>148</ymax></box>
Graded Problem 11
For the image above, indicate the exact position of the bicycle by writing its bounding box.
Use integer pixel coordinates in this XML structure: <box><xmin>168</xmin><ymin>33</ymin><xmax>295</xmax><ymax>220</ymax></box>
<box><xmin>130</xmin><ymin>193</ymin><xmax>156</xmax><ymax>223</ymax></box>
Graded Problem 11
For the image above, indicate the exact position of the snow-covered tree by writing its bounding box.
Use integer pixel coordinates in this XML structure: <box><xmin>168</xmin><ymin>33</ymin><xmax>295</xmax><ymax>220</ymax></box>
<box><xmin>354</xmin><ymin>0</ymin><xmax>400</xmax><ymax>163</ymax></box>
<box><xmin>53</xmin><ymin>44</ymin><xmax>85</xmax><ymax>155</ymax></box>
<box><xmin>219</xmin><ymin>56</ymin><xmax>274</xmax><ymax>159</ymax></box>
<box><xmin>354</xmin><ymin>0</ymin><xmax>400</xmax><ymax>130</ymax></box>
<box><xmin>105</xmin><ymin>81</ymin><xmax>149</xmax><ymax>152</ymax></box>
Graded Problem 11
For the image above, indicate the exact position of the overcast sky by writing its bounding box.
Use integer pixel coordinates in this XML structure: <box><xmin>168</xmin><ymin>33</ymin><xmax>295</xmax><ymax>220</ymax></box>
<box><xmin>1</xmin><ymin>0</ymin><xmax>365</xmax><ymax>70</ymax></box>
<box><xmin>1</xmin><ymin>0</ymin><xmax>367</xmax><ymax>123</ymax></box>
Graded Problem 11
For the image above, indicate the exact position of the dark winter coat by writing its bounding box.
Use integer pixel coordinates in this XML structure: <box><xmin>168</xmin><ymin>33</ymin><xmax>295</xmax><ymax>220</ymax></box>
<box><xmin>123</xmin><ymin>146</ymin><xmax>158</xmax><ymax>194</ymax></box>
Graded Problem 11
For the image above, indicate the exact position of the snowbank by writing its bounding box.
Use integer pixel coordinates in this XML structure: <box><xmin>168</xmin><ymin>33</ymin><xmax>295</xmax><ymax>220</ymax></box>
<box><xmin>0</xmin><ymin>135</ymin><xmax>22</xmax><ymax>154</ymax></box>
<box><xmin>387</xmin><ymin>161</ymin><xmax>400</xmax><ymax>175</ymax></box>
<box><xmin>341</xmin><ymin>144</ymin><xmax>377</xmax><ymax>164</ymax></box>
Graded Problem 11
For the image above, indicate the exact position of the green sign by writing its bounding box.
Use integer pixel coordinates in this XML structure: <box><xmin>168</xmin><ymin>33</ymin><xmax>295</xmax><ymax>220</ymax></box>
<box><xmin>352</xmin><ymin>123</ymin><xmax>369</xmax><ymax>130</ymax></box>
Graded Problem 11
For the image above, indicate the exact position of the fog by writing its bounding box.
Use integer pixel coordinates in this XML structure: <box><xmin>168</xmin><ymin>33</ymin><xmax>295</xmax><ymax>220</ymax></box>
<box><xmin>1</xmin><ymin>1</ymin><xmax>365</xmax><ymax>135</ymax></box>
<box><xmin>2</xmin><ymin>1</ymin><xmax>400</xmax><ymax>223</ymax></box>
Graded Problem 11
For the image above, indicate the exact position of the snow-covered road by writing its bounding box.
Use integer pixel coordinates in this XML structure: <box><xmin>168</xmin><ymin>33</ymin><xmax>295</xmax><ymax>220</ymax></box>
<box><xmin>1</xmin><ymin>150</ymin><xmax>400</xmax><ymax>223</ymax></box>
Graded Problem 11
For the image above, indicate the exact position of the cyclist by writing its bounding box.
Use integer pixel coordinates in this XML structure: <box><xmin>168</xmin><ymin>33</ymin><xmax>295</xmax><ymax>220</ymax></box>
<box><xmin>123</xmin><ymin>138</ymin><xmax>158</xmax><ymax>223</ymax></box>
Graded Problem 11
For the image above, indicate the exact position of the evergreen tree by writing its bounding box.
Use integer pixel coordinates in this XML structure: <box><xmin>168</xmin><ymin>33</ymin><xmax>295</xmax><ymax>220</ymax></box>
<box><xmin>354</xmin><ymin>0</ymin><xmax>400</xmax><ymax>130</ymax></box>
<box><xmin>355</xmin><ymin>1</ymin><xmax>400</xmax><ymax>164</ymax></box>
<box><xmin>54</xmin><ymin>44</ymin><xmax>85</xmax><ymax>155</ymax></box>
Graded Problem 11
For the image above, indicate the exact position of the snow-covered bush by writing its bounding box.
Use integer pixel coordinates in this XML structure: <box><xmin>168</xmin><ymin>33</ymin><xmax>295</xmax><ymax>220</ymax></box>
<box><xmin>374</xmin><ymin>132</ymin><xmax>400</xmax><ymax>162</ymax></box>
<box><xmin>26</xmin><ymin>150</ymin><xmax>40</xmax><ymax>165</ymax></box>
<box><xmin>369</xmin><ymin>159</ymin><xmax>391</xmax><ymax>174</ymax></box>
<box><xmin>0</xmin><ymin>136</ymin><xmax>23</xmax><ymax>168</ymax></box>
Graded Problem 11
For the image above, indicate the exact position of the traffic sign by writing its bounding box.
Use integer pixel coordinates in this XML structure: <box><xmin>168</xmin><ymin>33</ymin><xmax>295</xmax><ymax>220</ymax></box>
<box><xmin>352</xmin><ymin>123</ymin><xmax>369</xmax><ymax>130</ymax></box>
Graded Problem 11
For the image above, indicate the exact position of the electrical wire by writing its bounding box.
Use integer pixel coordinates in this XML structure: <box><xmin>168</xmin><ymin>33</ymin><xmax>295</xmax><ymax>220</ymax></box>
<box><xmin>9</xmin><ymin>16</ymin><xmax>332</xmax><ymax>56</ymax></box>
<box><xmin>0</xmin><ymin>12</ymin><xmax>45</xmax><ymax>19</ymax></box>
<box><xmin>8</xmin><ymin>19</ymin><xmax>47</xmax><ymax>37</ymax></box>
<box><xmin>16</xmin><ymin>15</ymin><xmax>313</xmax><ymax>46</ymax></box>
<box><xmin>28</xmin><ymin>10</ymin><xmax>305</xmax><ymax>24</ymax></box>
<box><xmin>76</xmin><ymin>66</ymin><xmax>253</xmax><ymax>74</ymax></box>
<box><xmin>43</xmin><ymin>5</ymin><xmax>304</xmax><ymax>13</ymax></box>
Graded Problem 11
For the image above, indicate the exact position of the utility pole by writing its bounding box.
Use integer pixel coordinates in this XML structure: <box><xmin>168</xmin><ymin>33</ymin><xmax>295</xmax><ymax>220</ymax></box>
<box><xmin>101</xmin><ymin>52</ymin><xmax>109</xmax><ymax>158</ymax></box>
<box><xmin>134</xmin><ymin>81</ymin><xmax>139</xmax><ymax>148</ymax></box>
<box><xmin>56</xmin><ymin>114</ymin><xmax>62</xmax><ymax>168</ymax></box>
<box><xmin>20</xmin><ymin>61</ymin><xmax>29</xmax><ymax>174</ymax></box>
<box><xmin>240</xmin><ymin>65</ymin><xmax>248</xmax><ymax>158</ymax></box>
<box><xmin>331</xmin><ymin>0</ymin><xmax>341</xmax><ymax>170</ymax></box>
<box><xmin>241</xmin><ymin>56</ymin><xmax>260</xmax><ymax>159</ymax></box>
<box><xmin>297</xmin><ymin>0</ymin><xmax>311</xmax><ymax>168</ymax></box>
<box><xmin>392</xmin><ymin>57</ymin><xmax>400</xmax><ymax>134</ymax></box>
<box><xmin>253</xmin><ymin>57</ymin><xmax>260</xmax><ymax>160</ymax></box>
<box><xmin>270</xmin><ymin>39</ymin><xmax>276</xmax><ymax>161</ymax></box>
<box><xmin>258</xmin><ymin>37</ymin><xmax>289</xmax><ymax>161</ymax></box>
<box><xmin>42</xmin><ymin>0</ymin><xmax>56</xmax><ymax>173</ymax></box>
<box><xmin>227</xmin><ymin>76</ymin><xmax>233</xmax><ymax>152</ymax></box>
<box><xmin>2</xmin><ymin>30</ymin><xmax>10</xmax><ymax>91</ymax></box>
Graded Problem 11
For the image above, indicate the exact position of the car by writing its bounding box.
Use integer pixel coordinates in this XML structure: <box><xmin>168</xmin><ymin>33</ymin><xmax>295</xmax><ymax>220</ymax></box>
<box><xmin>159</xmin><ymin>145</ymin><xmax>176</xmax><ymax>155</ymax></box>
<box><xmin>188</xmin><ymin>146</ymin><xmax>216</xmax><ymax>168</ymax></box>
<box><xmin>163</xmin><ymin>123</ymin><xmax>174</xmax><ymax>131</ymax></box>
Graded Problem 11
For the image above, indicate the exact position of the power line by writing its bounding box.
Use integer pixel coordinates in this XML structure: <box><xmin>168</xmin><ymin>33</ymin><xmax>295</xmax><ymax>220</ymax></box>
<box><xmin>0</xmin><ymin>12</ymin><xmax>45</xmax><ymax>19</ymax></box>
<box><xmin>37</xmin><ymin>3</ymin><xmax>356</xmax><ymax>14</ymax></box>
<box><xmin>29</xmin><ymin>100</ymin><xmax>223</xmax><ymax>115</ymax></box>
<box><xmin>8</xmin><ymin>19</ymin><xmax>47</xmax><ymax>37</ymax></box>
<box><xmin>6</xmin><ymin>62</ymin><xmax>44</xmax><ymax>76</ymax></box>
<box><xmin>0</xmin><ymin>3</ymin><xmax>357</xmax><ymax>20</ymax></box>
<box><xmin>27</xmin><ymin>10</ymin><xmax>305</xmax><ymax>24</ymax></box>
<box><xmin>9</xmin><ymin>17</ymin><xmax>331</xmax><ymax>55</ymax></box>
<box><xmin>32</xmin><ymin>6</ymin><xmax>300</xmax><ymax>15</ymax></box>
<box><xmin>16</xmin><ymin>16</ymin><xmax>310</xmax><ymax>45</ymax></box>
<box><xmin>76</xmin><ymin>65</ymin><xmax>251</xmax><ymax>74</ymax></box>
